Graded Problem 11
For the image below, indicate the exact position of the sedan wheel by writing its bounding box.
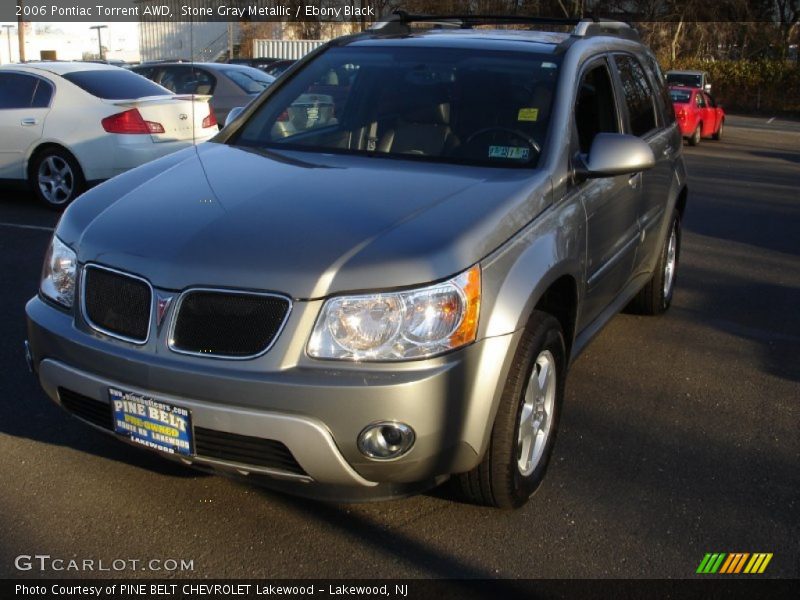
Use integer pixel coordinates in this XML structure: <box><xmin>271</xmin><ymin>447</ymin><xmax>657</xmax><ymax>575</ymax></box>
<box><xmin>30</xmin><ymin>149</ymin><xmax>85</xmax><ymax>210</ymax></box>
<box><xmin>688</xmin><ymin>125</ymin><xmax>701</xmax><ymax>146</ymax></box>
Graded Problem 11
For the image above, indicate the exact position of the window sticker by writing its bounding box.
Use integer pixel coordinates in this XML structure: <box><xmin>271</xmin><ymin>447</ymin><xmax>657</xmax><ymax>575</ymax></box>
<box><xmin>517</xmin><ymin>107</ymin><xmax>539</xmax><ymax>122</ymax></box>
<box><xmin>488</xmin><ymin>146</ymin><xmax>531</xmax><ymax>160</ymax></box>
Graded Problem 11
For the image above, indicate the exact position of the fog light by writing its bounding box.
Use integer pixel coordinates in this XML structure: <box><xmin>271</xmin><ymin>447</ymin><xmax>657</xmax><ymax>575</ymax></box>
<box><xmin>358</xmin><ymin>422</ymin><xmax>415</xmax><ymax>460</ymax></box>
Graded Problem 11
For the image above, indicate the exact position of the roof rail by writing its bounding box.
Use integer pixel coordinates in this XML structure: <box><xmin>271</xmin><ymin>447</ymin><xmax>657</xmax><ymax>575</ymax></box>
<box><xmin>370</xmin><ymin>11</ymin><xmax>639</xmax><ymax>42</ymax></box>
<box><xmin>370</xmin><ymin>11</ymin><xmax>582</xmax><ymax>33</ymax></box>
<box><xmin>573</xmin><ymin>19</ymin><xmax>640</xmax><ymax>41</ymax></box>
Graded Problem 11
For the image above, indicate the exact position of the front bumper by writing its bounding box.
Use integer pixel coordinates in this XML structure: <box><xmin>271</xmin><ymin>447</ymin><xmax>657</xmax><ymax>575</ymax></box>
<box><xmin>26</xmin><ymin>295</ymin><xmax>519</xmax><ymax>492</ymax></box>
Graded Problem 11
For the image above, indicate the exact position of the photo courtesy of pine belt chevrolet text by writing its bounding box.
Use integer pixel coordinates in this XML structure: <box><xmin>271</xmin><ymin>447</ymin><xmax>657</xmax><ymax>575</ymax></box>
<box><xmin>25</xmin><ymin>14</ymin><xmax>687</xmax><ymax>509</ymax></box>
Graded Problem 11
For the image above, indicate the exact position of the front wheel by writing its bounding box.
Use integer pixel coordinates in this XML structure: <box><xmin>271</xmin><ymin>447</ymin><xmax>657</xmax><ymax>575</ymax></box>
<box><xmin>29</xmin><ymin>148</ymin><xmax>85</xmax><ymax>210</ymax></box>
<box><xmin>627</xmin><ymin>210</ymin><xmax>681</xmax><ymax>315</ymax></box>
<box><xmin>457</xmin><ymin>311</ymin><xmax>566</xmax><ymax>509</ymax></box>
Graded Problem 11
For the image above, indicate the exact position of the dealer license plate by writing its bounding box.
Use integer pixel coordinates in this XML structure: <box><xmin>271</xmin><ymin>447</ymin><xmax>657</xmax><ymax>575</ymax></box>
<box><xmin>110</xmin><ymin>388</ymin><xmax>193</xmax><ymax>456</ymax></box>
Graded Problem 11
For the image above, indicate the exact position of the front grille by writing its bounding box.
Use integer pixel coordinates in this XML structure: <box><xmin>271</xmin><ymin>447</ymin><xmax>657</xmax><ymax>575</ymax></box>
<box><xmin>59</xmin><ymin>388</ymin><xmax>113</xmax><ymax>430</ymax></box>
<box><xmin>57</xmin><ymin>388</ymin><xmax>306</xmax><ymax>476</ymax></box>
<box><xmin>83</xmin><ymin>266</ymin><xmax>152</xmax><ymax>343</ymax></box>
<box><xmin>194</xmin><ymin>427</ymin><xmax>306</xmax><ymax>475</ymax></box>
<box><xmin>171</xmin><ymin>290</ymin><xmax>290</xmax><ymax>358</ymax></box>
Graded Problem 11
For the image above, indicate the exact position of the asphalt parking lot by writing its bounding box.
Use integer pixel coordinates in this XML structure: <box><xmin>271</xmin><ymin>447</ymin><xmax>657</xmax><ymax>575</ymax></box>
<box><xmin>0</xmin><ymin>114</ymin><xmax>797</xmax><ymax>580</ymax></box>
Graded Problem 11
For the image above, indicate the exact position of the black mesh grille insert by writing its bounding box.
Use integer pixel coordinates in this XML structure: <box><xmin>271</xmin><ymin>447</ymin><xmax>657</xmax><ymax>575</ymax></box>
<box><xmin>84</xmin><ymin>267</ymin><xmax>151</xmax><ymax>342</ymax></box>
<box><xmin>172</xmin><ymin>291</ymin><xmax>290</xmax><ymax>357</ymax></box>
<box><xmin>194</xmin><ymin>427</ymin><xmax>306</xmax><ymax>475</ymax></box>
<box><xmin>59</xmin><ymin>388</ymin><xmax>113</xmax><ymax>430</ymax></box>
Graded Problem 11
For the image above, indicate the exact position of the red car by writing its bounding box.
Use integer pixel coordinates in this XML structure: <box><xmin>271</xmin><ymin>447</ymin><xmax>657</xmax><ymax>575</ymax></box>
<box><xmin>669</xmin><ymin>86</ymin><xmax>725</xmax><ymax>145</ymax></box>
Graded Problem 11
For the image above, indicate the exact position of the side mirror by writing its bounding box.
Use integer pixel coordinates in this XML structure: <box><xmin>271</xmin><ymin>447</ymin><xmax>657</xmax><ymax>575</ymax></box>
<box><xmin>224</xmin><ymin>106</ymin><xmax>245</xmax><ymax>128</ymax></box>
<box><xmin>580</xmin><ymin>133</ymin><xmax>655</xmax><ymax>178</ymax></box>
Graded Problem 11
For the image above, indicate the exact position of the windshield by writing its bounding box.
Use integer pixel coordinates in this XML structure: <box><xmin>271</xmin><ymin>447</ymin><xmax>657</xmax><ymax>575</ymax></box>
<box><xmin>669</xmin><ymin>89</ymin><xmax>692</xmax><ymax>103</ymax></box>
<box><xmin>666</xmin><ymin>73</ymin><xmax>702</xmax><ymax>88</ymax></box>
<box><xmin>222</xmin><ymin>67</ymin><xmax>275</xmax><ymax>94</ymax></box>
<box><xmin>233</xmin><ymin>46</ymin><xmax>561</xmax><ymax>168</ymax></box>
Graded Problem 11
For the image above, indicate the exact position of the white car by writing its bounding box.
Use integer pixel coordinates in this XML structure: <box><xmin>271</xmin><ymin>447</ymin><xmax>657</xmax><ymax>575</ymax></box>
<box><xmin>0</xmin><ymin>62</ymin><xmax>219</xmax><ymax>209</ymax></box>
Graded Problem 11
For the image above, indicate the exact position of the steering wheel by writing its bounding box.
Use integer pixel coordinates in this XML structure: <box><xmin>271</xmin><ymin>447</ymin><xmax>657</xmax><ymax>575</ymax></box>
<box><xmin>464</xmin><ymin>127</ymin><xmax>542</xmax><ymax>157</ymax></box>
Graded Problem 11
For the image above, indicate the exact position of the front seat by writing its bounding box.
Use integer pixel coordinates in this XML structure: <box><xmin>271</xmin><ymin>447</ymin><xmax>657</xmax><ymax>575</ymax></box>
<box><xmin>377</xmin><ymin>102</ymin><xmax>457</xmax><ymax>156</ymax></box>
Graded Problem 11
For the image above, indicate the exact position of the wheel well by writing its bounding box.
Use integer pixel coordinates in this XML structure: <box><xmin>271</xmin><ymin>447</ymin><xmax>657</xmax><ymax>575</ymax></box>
<box><xmin>534</xmin><ymin>275</ymin><xmax>577</xmax><ymax>358</ymax></box>
<box><xmin>675</xmin><ymin>186</ymin><xmax>688</xmax><ymax>220</ymax></box>
<box><xmin>27</xmin><ymin>143</ymin><xmax>83</xmax><ymax>179</ymax></box>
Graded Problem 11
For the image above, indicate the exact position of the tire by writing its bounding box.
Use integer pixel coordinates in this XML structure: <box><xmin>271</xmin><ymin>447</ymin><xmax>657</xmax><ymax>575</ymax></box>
<box><xmin>457</xmin><ymin>310</ymin><xmax>566</xmax><ymax>509</ymax></box>
<box><xmin>627</xmin><ymin>210</ymin><xmax>681</xmax><ymax>316</ymax></box>
<box><xmin>29</xmin><ymin>147</ymin><xmax>85</xmax><ymax>210</ymax></box>
<box><xmin>688</xmin><ymin>125</ymin><xmax>701</xmax><ymax>146</ymax></box>
<box><xmin>712</xmin><ymin>120</ymin><xmax>723</xmax><ymax>141</ymax></box>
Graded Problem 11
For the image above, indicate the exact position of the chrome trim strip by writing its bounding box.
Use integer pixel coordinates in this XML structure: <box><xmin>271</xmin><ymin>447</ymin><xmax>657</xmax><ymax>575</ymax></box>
<box><xmin>167</xmin><ymin>287</ymin><xmax>293</xmax><ymax>360</ymax></box>
<box><xmin>80</xmin><ymin>263</ymin><xmax>154</xmax><ymax>346</ymax></box>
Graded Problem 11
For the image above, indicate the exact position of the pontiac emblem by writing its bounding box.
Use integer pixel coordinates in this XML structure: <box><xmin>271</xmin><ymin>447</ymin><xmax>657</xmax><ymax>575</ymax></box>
<box><xmin>156</xmin><ymin>295</ymin><xmax>173</xmax><ymax>328</ymax></box>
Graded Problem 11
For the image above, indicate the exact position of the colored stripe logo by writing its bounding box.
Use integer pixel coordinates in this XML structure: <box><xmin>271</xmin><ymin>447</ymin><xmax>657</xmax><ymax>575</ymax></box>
<box><xmin>697</xmin><ymin>553</ymin><xmax>773</xmax><ymax>574</ymax></box>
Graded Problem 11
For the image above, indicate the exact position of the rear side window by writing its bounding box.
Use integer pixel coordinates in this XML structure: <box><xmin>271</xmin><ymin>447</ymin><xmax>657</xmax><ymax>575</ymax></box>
<box><xmin>614</xmin><ymin>55</ymin><xmax>657</xmax><ymax>137</ymax></box>
<box><xmin>62</xmin><ymin>69</ymin><xmax>170</xmax><ymax>100</ymax></box>
<box><xmin>31</xmin><ymin>79</ymin><xmax>54</xmax><ymax>107</ymax></box>
<box><xmin>0</xmin><ymin>73</ymin><xmax>39</xmax><ymax>109</ymax></box>
<box><xmin>221</xmin><ymin>68</ymin><xmax>274</xmax><ymax>94</ymax></box>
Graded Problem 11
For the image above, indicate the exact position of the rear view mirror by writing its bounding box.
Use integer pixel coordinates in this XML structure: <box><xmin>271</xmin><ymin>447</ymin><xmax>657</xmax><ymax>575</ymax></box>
<box><xmin>582</xmin><ymin>133</ymin><xmax>655</xmax><ymax>178</ymax></box>
<box><xmin>224</xmin><ymin>106</ymin><xmax>245</xmax><ymax>128</ymax></box>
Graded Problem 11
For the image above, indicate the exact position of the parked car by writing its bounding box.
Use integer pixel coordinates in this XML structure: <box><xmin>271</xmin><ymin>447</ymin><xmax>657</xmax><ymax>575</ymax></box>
<box><xmin>666</xmin><ymin>69</ymin><xmax>711</xmax><ymax>93</ymax></box>
<box><xmin>26</xmin><ymin>15</ymin><xmax>687</xmax><ymax>508</ymax></box>
<box><xmin>0</xmin><ymin>62</ymin><xmax>218</xmax><ymax>209</ymax></box>
<box><xmin>131</xmin><ymin>62</ymin><xmax>275</xmax><ymax>124</ymax></box>
<box><xmin>227</xmin><ymin>57</ymin><xmax>281</xmax><ymax>71</ymax></box>
<box><xmin>263</xmin><ymin>59</ymin><xmax>295</xmax><ymax>77</ymax></box>
<box><xmin>669</xmin><ymin>86</ymin><xmax>725</xmax><ymax>145</ymax></box>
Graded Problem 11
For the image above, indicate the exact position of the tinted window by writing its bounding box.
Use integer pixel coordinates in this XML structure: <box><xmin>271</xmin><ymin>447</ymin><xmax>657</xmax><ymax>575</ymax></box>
<box><xmin>614</xmin><ymin>55</ymin><xmax>657</xmax><ymax>137</ymax></box>
<box><xmin>670</xmin><ymin>89</ymin><xmax>692</xmax><ymax>103</ymax></box>
<box><xmin>221</xmin><ymin>67</ymin><xmax>275</xmax><ymax>93</ymax></box>
<box><xmin>575</xmin><ymin>63</ymin><xmax>619</xmax><ymax>154</ymax></box>
<box><xmin>31</xmin><ymin>79</ymin><xmax>54</xmax><ymax>107</ymax></box>
<box><xmin>0</xmin><ymin>73</ymin><xmax>38</xmax><ymax>109</ymax></box>
<box><xmin>155</xmin><ymin>66</ymin><xmax>216</xmax><ymax>95</ymax></box>
<box><xmin>666</xmin><ymin>73</ymin><xmax>703</xmax><ymax>88</ymax></box>
<box><xmin>235</xmin><ymin>46</ymin><xmax>561</xmax><ymax>168</ymax></box>
<box><xmin>644</xmin><ymin>54</ymin><xmax>674</xmax><ymax>125</ymax></box>
<box><xmin>62</xmin><ymin>69</ymin><xmax>170</xmax><ymax>99</ymax></box>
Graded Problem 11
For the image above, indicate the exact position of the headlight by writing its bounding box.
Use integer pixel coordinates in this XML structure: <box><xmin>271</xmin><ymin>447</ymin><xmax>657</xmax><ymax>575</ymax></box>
<box><xmin>40</xmin><ymin>236</ymin><xmax>77</xmax><ymax>308</ymax></box>
<box><xmin>308</xmin><ymin>265</ymin><xmax>480</xmax><ymax>361</ymax></box>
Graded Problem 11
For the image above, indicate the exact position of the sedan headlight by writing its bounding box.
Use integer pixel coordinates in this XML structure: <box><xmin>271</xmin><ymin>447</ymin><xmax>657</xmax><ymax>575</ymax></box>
<box><xmin>40</xmin><ymin>236</ymin><xmax>77</xmax><ymax>308</ymax></box>
<box><xmin>308</xmin><ymin>265</ymin><xmax>480</xmax><ymax>361</ymax></box>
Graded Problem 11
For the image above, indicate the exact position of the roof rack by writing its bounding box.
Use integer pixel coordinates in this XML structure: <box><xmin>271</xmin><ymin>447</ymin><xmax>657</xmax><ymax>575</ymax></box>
<box><xmin>371</xmin><ymin>11</ymin><xmax>639</xmax><ymax>42</ymax></box>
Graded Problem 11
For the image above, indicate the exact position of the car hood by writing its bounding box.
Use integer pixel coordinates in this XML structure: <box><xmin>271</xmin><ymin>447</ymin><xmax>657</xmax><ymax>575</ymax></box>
<box><xmin>60</xmin><ymin>143</ymin><xmax>550</xmax><ymax>298</ymax></box>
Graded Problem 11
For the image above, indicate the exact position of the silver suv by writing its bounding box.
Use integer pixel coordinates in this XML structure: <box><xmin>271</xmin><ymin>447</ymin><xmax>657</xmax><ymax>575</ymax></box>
<box><xmin>26</xmin><ymin>15</ymin><xmax>686</xmax><ymax>508</ymax></box>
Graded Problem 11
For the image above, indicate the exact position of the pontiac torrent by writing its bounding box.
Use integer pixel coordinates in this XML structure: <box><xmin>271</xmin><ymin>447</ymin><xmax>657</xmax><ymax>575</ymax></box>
<box><xmin>26</xmin><ymin>15</ymin><xmax>687</xmax><ymax>508</ymax></box>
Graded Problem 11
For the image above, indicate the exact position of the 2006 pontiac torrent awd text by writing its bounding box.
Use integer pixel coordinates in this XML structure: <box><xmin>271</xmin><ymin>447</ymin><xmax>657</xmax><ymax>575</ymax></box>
<box><xmin>26</xmin><ymin>14</ymin><xmax>687</xmax><ymax>508</ymax></box>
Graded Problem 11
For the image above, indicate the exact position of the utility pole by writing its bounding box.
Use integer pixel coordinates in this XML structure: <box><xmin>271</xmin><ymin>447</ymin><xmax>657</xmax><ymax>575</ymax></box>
<box><xmin>2</xmin><ymin>25</ymin><xmax>12</xmax><ymax>63</ymax></box>
<box><xmin>89</xmin><ymin>25</ymin><xmax>108</xmax><ymax>60</ymax></box>
<box><xmin>17</xmin><ymin>0</ymin><xmax>25</xmax><ymax>62</ymax></box>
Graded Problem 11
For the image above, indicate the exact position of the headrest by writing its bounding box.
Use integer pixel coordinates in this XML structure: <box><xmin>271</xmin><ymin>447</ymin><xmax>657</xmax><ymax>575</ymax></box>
<box><xmin>405</xmin><ymin>102</ymin><xmax>450</xmax><ymax>125</ymax></box>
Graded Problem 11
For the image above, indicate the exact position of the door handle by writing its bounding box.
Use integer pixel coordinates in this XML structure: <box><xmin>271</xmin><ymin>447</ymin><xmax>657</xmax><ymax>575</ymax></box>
<box><xmin>20</xmin><ymin>117</ymin><xmax>37</xmax><ymax>126</ymax></box>
<box><xmin>628</xmin><ymin>173</ymin><xmax>641</xmax><ymax>189</ymax></box>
